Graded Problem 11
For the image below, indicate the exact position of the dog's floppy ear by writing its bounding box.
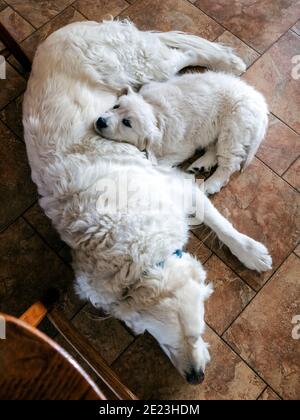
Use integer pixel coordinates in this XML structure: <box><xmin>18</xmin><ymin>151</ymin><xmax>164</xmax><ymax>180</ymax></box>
<box><xmin>117</xmin><ymin>85</ymin><xmax>134</xmax><ymax>97</ymax></box>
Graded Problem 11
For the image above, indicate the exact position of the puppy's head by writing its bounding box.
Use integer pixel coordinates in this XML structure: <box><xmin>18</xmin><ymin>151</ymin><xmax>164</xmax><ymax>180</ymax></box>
<box><xmin>114</xmin><ymin>252</ymin><xmax>213</xmax><ymax>385</ymax></box>
<box><xmin>94</xmin><ymin>86</ymin><xmax>162</xmax><ymax>150</ymax></box>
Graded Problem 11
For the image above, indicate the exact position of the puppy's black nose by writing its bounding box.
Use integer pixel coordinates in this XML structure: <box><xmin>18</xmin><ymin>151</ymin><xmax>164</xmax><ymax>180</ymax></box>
<box><xmin>185</xmin><ymin>368</ymin><xmax>205</xmax><ymax>385</ymax></box>
<box><xmin>96</xmin><ymin>117</ymin><xmax>108</xmax><ymax>130</ymax></box>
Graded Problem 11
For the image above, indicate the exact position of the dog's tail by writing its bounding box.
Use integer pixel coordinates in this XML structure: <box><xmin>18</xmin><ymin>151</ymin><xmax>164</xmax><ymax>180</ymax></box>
<box><xmin>157</xmin><ymin>31</ymin><xmax>246</xmax><ymax>75</ymax></box>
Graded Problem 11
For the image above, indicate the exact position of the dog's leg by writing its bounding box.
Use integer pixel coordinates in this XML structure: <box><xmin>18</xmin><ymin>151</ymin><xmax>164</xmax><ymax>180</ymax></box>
<box><xmin>188</xmin><ymin>144</ymin><xmax>217</xmax><ymax>174</ymax></box>
<box><xmin>157</xmin><ymin>32</ymin><xmax>246</xmax><ymax>75</ymax></box>
<box><xmin>194</xmin><ymin>189</ymin><xmax>272</xmax><ymax>272</ymax></box>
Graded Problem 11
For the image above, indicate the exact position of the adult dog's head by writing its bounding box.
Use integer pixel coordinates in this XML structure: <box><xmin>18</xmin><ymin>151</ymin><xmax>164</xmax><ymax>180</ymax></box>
<box><xmin>94</xmin><ymin>87</ymin><xmax>161</xmax><ymax>152</ymax></box>
<box><xmin>113</xmin><ymin>252</ymin><xmax>213</xmax><ymax>385</ymax></box>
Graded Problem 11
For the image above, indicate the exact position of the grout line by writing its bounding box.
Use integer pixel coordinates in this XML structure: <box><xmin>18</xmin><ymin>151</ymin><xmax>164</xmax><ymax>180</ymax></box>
<box><xmin>0</xmin><ymin>199</ymin><xmax>38</xmax><ymax>234</ymax></box>
<box><xmin>1</xmin><ymin>3</ymin><xmax>37</xmax><ymax>32</ymax></box>
<box><xmin>255</xmin><ymin>155</ymin><xmax>299</xmax><ymax>192</ymax></box>
<box><xmin>269</xmin><ymin>113</ymin><xmax>300</xmax><ymax>138</ymax></box>
<box><xmin>256</xmin><ymin>386</ymin><xmax>268</xmax><ymax>400</ymax></box>
<box><xmin>206</xmin><ymin>320</ymin><xmax>283</xmax><ymax>399</ymax></box>
<box><xmin>220</xmin><ymin>249</ymin><xmax>295</xmax><ymax>338</ymax></box>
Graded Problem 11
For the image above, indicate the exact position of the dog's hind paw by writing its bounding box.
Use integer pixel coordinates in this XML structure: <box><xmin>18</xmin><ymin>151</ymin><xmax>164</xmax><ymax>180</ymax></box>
<box><xmin>234</xmin><ymin>236</ymin><xmax>273</xmax><ymax>273</ymax></box>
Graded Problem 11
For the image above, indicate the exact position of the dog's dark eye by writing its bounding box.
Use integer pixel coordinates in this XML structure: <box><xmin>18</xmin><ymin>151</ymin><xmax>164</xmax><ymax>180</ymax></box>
<box><xmin>113</xmin><ymin>105</ymin><xmax>120</xmax><ymax>110</ymax></box>
<box><xmin>122</xmin><ymin>119</ymin><xmax>132</xmax><ymax>128</ymax></box>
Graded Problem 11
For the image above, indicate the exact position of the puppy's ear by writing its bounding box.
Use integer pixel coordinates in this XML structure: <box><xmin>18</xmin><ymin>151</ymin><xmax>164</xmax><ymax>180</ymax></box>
<box><xmin>117</xmin><ymin>85</ymin><xmax>134</xmax><ymax>97</ymax></box>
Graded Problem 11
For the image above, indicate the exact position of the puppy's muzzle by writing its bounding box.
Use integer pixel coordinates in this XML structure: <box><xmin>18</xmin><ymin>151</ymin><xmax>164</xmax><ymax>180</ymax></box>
<box><xmin>96</xmin><ymin>117</ymin><xmax>108</xmax><ymax>130</ymax></box>
<box><xmin>185</xmin><ymin>368</ymin><xmax>205</xmax><ymax>385</ymax></box>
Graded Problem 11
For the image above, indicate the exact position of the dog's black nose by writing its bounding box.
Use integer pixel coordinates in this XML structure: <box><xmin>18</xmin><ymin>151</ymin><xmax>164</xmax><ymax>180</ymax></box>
<box><xmin>185</xmin><ymin>368</ymin><xmax>205</xmax><ymax>385</ymax></box>
<box><xmin>96</xmin><ymin>117</ymin><xmax>108</xmax><ymax>130</ymax></box>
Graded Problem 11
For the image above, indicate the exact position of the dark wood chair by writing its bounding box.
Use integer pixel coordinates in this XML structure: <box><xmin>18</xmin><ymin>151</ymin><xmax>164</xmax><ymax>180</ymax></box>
<box><xmin>0</xmin><ymin>21</ymin><xmax>31</xmax><ymax>72</ymax></box>
<box><xmin>0</xmin><ymin>294</ymin><xmax>137</xmax><ymax>400</ymax></box>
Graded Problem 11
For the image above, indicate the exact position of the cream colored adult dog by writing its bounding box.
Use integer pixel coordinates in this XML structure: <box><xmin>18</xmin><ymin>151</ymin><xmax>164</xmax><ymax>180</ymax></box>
<box><xmin>96</xmin><ymin>73</ymin><xmax>268</xmax><ymax>195</ymax></box>
<box><xmin>23</xmin><ymin>20</ymin><xmax>272</xmax><ymax>385</ymax></box>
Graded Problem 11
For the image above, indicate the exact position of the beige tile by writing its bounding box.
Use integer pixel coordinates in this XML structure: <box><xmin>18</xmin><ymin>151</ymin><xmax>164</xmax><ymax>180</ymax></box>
<box><xmin>0</xmin><ymin>121</ymin><xmax>36</xmax><ymax>230</ymax></box>
<box><xmin>194</xmin><ymin>158</ymin><xmax>300</xmax><ymax>291</ymax></box>
<box><xmin>283</xmin><ymin>158</ymin><xmax>300</xmax><ymax>191</ymax></box>
<box><xmin>5</xmin><ymin>0</ymin><xmax>74</xmax><ymax>28</ymax></box>
<box><xmin>244</xmin><ymin>31</ymin><xmax>300</xmax><ymax>134</ymax></box>
<box><xmin>195</xmin><ymin>0</ymin><xmax>300</xmax><ymax>53</ymax></box>
<box><xmin>257</xmin><ymin>115</ymin><xmax>300</xmax><ymax>176</ymax></box>
<box><xmin>120</xmin><ymin>0</ymin><xmax>224</xmax><ymax>41</ymax></box>
<box><xmin>113</xmin><ymin>329</ymin><xmax>265</xmax><ymax>399</ymax></box>
<box><xmin>74</xmin><ymin>0</ymin><xmax>129</xmax><ymax>21</ymax></box>
<box><xmin>224</xmin><ymin>254</ymin><xmax>300</xmax><ymax>400</ymax></box>
<box><xmin>0</xmin><ymin>6</ymin><xmax>34</xmax><ymax>42</ymax></box>
<box><xmin>204</xmin><ymin>255</ymin><xmax>255</xmax><ymax>335</ymax></box>
<box><xmin>216</xmin><ymin>31</ymin><xmax>260</xmax><ymax>69</ymax></box>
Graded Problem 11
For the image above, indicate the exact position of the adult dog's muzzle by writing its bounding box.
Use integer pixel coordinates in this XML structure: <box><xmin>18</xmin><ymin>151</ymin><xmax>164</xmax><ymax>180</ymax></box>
<box><xmin>185</xmin><ymin>368</ymin><xmax>205</xmax><ymax>385</ymax></box>
<box><xmin>96</xmin><ymin>116</ymin><xmax>108</xmax><ymax>130</ymax></box>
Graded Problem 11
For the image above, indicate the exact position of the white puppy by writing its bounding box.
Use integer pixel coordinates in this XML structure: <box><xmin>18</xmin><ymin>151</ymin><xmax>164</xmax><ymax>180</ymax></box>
<box><xmin>96</xmin><ymin>72</ymin><xmax>268</xmax><ymax>195</ymax></box>
<box><xmin>23</xmin><ymin>20</ymin><xmax>271</xmax><ymax>384</ymax></box>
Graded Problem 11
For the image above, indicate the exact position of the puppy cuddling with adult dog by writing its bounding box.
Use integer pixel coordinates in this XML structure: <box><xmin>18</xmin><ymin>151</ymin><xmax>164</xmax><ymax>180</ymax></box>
<box><xmin>23</xmin><ymin>20</ymin><xmax>272</xmax><ymax>385</ymax></box>
<box><xmin>96</xmin><ymin>72</ymin><xmax>268</xmax><ymax>195</ymax></box>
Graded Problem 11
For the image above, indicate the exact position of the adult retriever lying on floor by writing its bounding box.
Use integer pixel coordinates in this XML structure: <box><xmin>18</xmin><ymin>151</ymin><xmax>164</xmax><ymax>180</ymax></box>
<box><xmin>23</xmin><ymin>20</ymin><xmax>272</xmax><ymax>385</ymax></box>
<box><xmin>95</xmin><ymin>72</ymin><xmax>268</xmax><ymax>195</ymax></box>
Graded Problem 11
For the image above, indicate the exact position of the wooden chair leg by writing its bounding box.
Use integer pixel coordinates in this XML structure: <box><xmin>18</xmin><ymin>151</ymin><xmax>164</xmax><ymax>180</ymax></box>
<box><xmin>48</xmin><ymin>307</ymin><xmax>138</xmax><ymax>400</ymax></box>
<box><xmin>0</xmin><ymin>22</ymin><xmax>31</xmax><ymax>72</ymax></box>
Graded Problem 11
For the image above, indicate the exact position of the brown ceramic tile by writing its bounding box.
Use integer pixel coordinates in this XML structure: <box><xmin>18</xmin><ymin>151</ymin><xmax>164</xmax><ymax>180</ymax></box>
<box><xmin>0</xmin><ymin>218</ymin><xmax>80</xmax><ymax>318</ymax></box>
<box><xmin>294</xmin><ymin>244</ymin><xmax>300</xmax><ymax>258</ymax></box>
<box><xmin>74</xmin><ymin>0</ymin><xmax>129</xmax><ymax>21</ymax></box>
<box><xmin>224</xmin><ymin>254</ymin><xmax>300</xmax><ymax>400</ymax></box>
<box><xmin>216</xmin><ymin>31</ymin><xmax>260</xmax><ymax>69</ymax></box>
<box><xmin>71</xmin><ymin>304</ymin><xmax>134</xmax><ymax>365</ymax></box>
<box><xmin>195</xmin><ymin>0</ymin><xmax>300</xmax><ymax>53</ymax></box>
<box><xmin>59</xmin><ymin>244</ymin><xmax>73</xmax><ymax>265</ymax></box>
<box><xmin>204</xmin><ymin>255</ymin><xmax>255</xmax><ymax>335</ymax></box>
<box><xmin>258</xmin><ymin>387</ymin><xmax>281</xmax><ymax>400</ymax></box>
<box><xmin>21</xmin><ymin>7</ymin><xmax>86</xmax><ymax>61</ymax></box>
<box><xmin>0</xmin><ymin>121</ymin><xmax>36</xmax><ymax>230</ymax></box>
<box><xmin>120</xmin><ymin>0</ymin><xmax>224</xmax><ymax>41</ymax></box>
<box><xmin>283</xmin><ymin>158</ymin><xmax>300</xmax><ymax>191</ymax></box>
<box><xmin>5</xmin><ymin>0</ymin><xmax>74</xmax><ymax>28</ymax></box>
<box><xmin>113</xmin><ymin>329</ymin><xmax>265</xmax><ymax>399</ymax></box>
<box><xmin>0</xmin><ymin>41</ymin><xmax>5</xmax><ymax>53</ymax></box>
<box><xmin>7</xmin><ymin>55</ymin><xmax>30</xmax><ymax>78</ymax></box>
<box><xmin>194</xmin><ymin>158</ymin><xmax>300</xmax><ymax>291</ymax></box>
<box><xmin>186</xmin><ymin>231</ymin><xmax>212</xmax><ymax>263</ymax></box>
<box><xmin>292</xmin><ymin>19</ymin><xmax>300</xmax><ymax>35</ymax></box>
<box><xmin>0</xmin><ymin>1</ymin><xmax>6</xmax><ymax>12</ymax></box>
<box><xmin>0</xmin><ymin>7</ymin><xmax>34</xmax><ymax>42</ymax></box>
<box><xmin>0</xmin><ymin>62</ymin><xmax>26</xmax><ymax>110</ymax></box>
<box><xmin>244</xmin><ymin>31</ymin><xmax>300</xmax><ymax>134</ymax></box>
<box><xmin>0</xmin><ymin>93</ymin><xmax>23</xmax><ymax>139</ymax></box>
<box><xmin>256</xmin><ymin>115</ymin><xmax>300</xmax><ymax>176</ymax></box>
<box><xmin>23</xmin><ymin>202</ymin><xmax>65</xmax><ymax>252</ymax></box>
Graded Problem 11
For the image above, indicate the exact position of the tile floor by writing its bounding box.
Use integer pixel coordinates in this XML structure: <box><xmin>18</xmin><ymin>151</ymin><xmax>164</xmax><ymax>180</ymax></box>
<box><xmin>0</xmin><ymin>0</ymin><xmax>299</xmax><ymax>400</ymax></box>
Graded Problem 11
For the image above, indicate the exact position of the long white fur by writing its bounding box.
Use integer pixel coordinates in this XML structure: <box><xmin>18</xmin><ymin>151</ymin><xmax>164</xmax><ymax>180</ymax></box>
<box><xmin>23</xmin><ymin>20</ymin><xmax>271</xmax><ymax>381</ymax></box>
<box><xmin>97</xmin><ymin>72</ymin><xmax>268</xmax><ymax>195</ymax></box>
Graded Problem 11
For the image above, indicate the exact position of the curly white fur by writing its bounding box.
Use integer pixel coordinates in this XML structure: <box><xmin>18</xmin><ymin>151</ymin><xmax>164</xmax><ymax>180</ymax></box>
<box><xmin>23</xmin><ymin>20</ymin><xmax>271</xmax><ymax>383</ymax></box>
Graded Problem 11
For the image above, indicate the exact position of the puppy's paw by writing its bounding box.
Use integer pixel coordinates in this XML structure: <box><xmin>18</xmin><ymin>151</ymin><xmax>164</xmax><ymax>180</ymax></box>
<box><xmin>187</xmin><ymin>153</ymin><xmax>217</xmax><ymax>175</ymax></box>
<box><xmin>203</xmin><ymin>178</ymin><xmax>223</xmax><ymax>195</ymax></box>
<box><xmin>217</xmin><ymin>51</ymin><xmax>247</xmax><ymax>75</ymax></box>
<box><xmin>235</xmin><ymin>236</ymin><xmax>273</xmax><ymax>273</ymax></box>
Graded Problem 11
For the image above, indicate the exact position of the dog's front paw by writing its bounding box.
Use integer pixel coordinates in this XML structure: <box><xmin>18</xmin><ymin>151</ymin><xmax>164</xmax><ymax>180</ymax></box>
<box><xmin>235</xmin><ymin>236</ymin><xmax>273</xmax><ymax>273</ymax></box>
